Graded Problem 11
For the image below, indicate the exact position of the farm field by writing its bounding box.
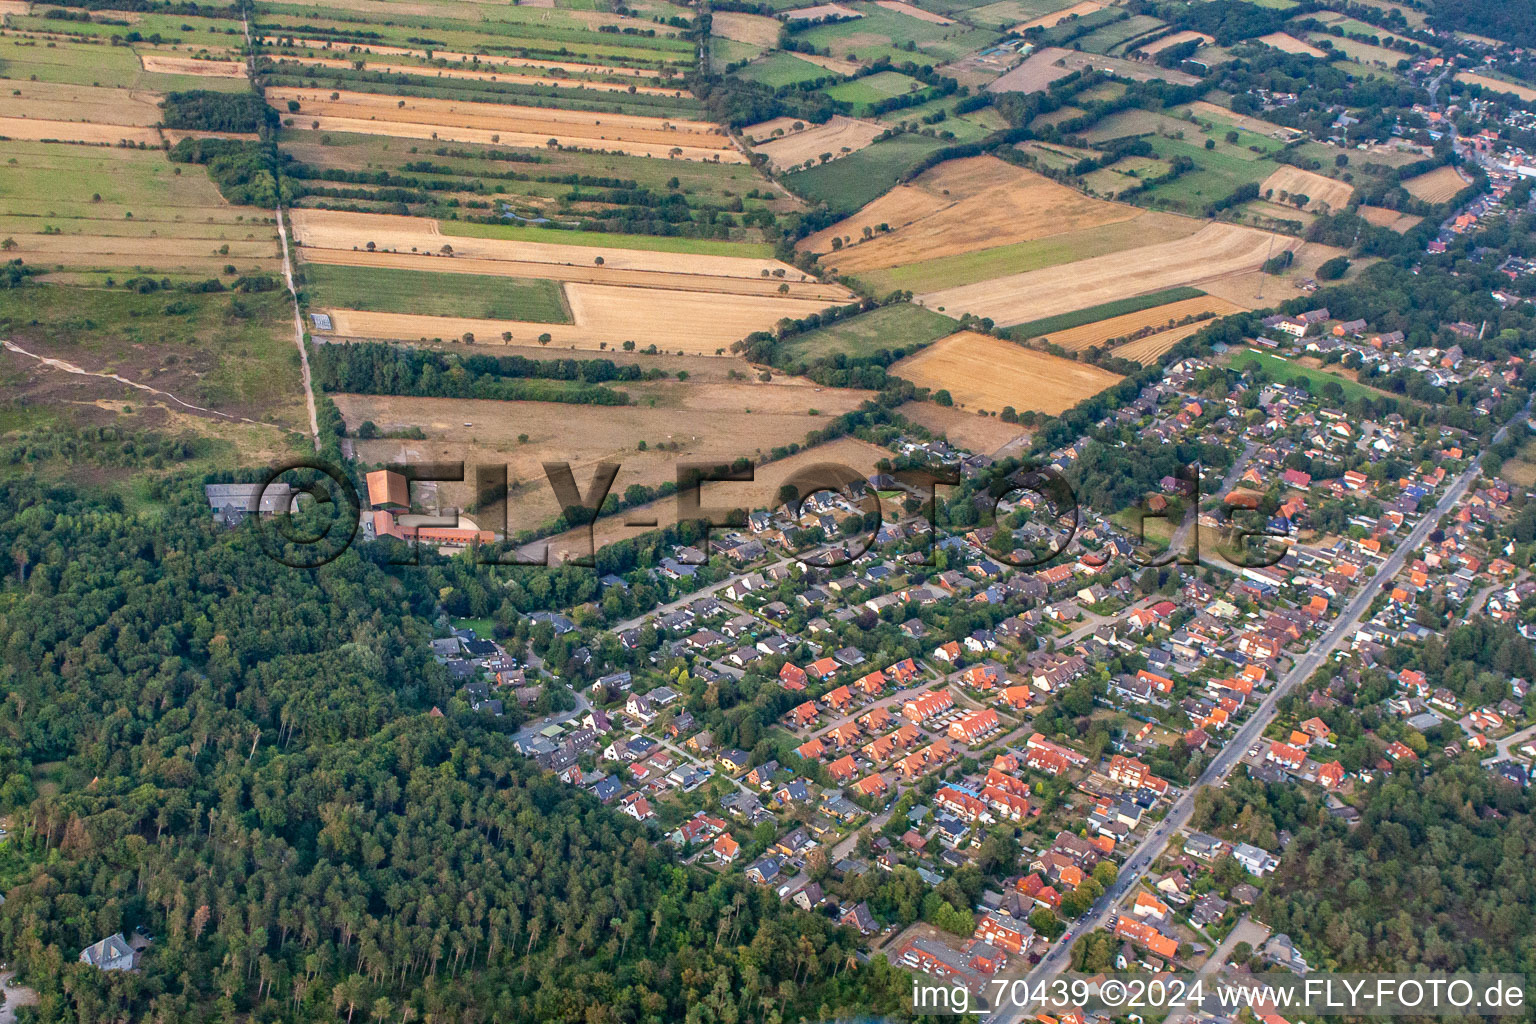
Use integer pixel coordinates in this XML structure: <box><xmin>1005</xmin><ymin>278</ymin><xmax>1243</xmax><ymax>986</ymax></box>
<box><xmin>1256</xmin><ymin>32</ymin><xmax>1327</xmax><ymax>56</ymax></box>
<box><xmin>303</xmin><ymin>264</ymin><xmax>571</xmax><ymax>322</ymax></box>
<box><xmin>823</xmin><ymin>70</ymin><xmax>926</xmax><ymax>112</ymax></box>
<box><xmin>780</xmin><ymin>303</ymin><xmax>959</xmax><ymax>361</ymax></box>
<box><xmin>857</xmin><ymin>210</ymin><xmax>1203</xmax><ymax>294</ymax></box>
<box><xmin>1075</xmin><ymin>14</ymin><xmax>1167</xmax><ymax>55</ymax></box>
<box><xmin>752</xmin><ymin>115</ymin><xmax>887</xmax><ymax>172</ymax></box>
<box><xmin>895</xmin><ymin>400</ymin><xmax>1028</xmax><ymax>453</ymax></box>
<box><xmin>916</xmin><ymin>222</ymin><xmax>1293</xmax><ymax>326</ymax></box>
<box><xmin>1012</xmin><ymin>0</ymin><xmax>1104</xmax><ymax>31</ymax></box>
<box><xmin>0</xmin><ymin>141</ymin><xmax>280</xmax><ymax>278</ymax></box>
<box><xmin>800</xmin><ymin>155</ymin><xmax>1141</xmax><ymax>275</ymax></box>
<box><xmin>890</xmin><ymin>331</ymin><xmax>1122</xmax><ymax>414</ymax></box>
<box><xmin>988</xmin><ymin>47</ymin><xmax>1197</xmax><ymax>93</ymax></box>
<box><xmin>337</xmin><ymin>391</ymin><xmax>881</xmax><ymax>550</ymax></box>
<box><xmin>265</xmin><ymin>87</ymin><xmax>744</xmax><ymax>162</ymax></box>
<box><xmin>1258</xmin><ymin>165</ymin><xmax>1354</xmax><ymax>212</ymax></box>
<box><xmin>1306</xmin><ymin>33</ymin><xmax>1405</xmax><ymax>67</ymax></box>
<box><xmin>1402</xmin><ymin>165</ymin><xmax>1470</xmax><ymax>203</ymax></box>
<box><xmin>1004</xmin><ymin>286</ymin><xmax>1205</xmax><ymax>339</ymax></box>
<box><xmin>1357</xmin><ymin>205</ymin><xmax>1422</xmax><ymax>231</ymax></box>
<box><xmin>737</xmin><ymin>50</ymin><xmax>834</xmax><ymax>88</ymax></box>
<box><xmin>711</xmin><ymin>11</ymin><xmax>784</xmax><ymax>46</ymax></box>
<box><xmin>1138</xmin><ymin>30</ymin><xmax>1213</xmax><ymax>55</ymax></box>
<box><xmin>1197</xmin><ymin>240</ymin><xmax>1352</xmax><ymax>309</ymax></box>
<box><xmin>1111</xmin><ymin>318</ymin><xmax>1219</xmax><ymax>363</ymax></box>
<box><xmin>1455</xmin><ymin>72</ymin><xmax>1536</xmax><ymax>102</ymax></box>
<box><xmin>783</xmin><ymin>132</ymin><xmax>948</xmax><ymax>213</ymax></box>
<box><xmin>791</xmin><ymin>2</ymin><xmax>997</xmax><ymax>66</ymax></box>
<box><xmin>1029</xmin><ymin>296</ymin><xmax>1245</xmax><ymax>351</ymax></box>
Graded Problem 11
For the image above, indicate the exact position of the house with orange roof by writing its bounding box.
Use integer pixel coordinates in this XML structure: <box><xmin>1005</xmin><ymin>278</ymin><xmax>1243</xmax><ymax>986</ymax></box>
<box><xmin>950</xmin><ymin>708</ymin><xmax>1000</xmax><ymax>743</ymax></box>
<box><xmin>807</xmin><ymin>657</ymin><xmax>838</xmax><ymax>680</ymax></box>
<box><xmin>887</xmin><ymin>657</ymin><xmax>920</xmax><ymax>683</ymax></box>
<box><xmin>795</xmin><ymin>737</ymin><xmax>826</xmax><ymax>761</ymax></box>
<box><xmin>788</xmin><ymin>701</ymin><xmax>819</xmax><ymax>728</ymax></box>
<box><xmin>779</xmin><ymin>663</ymin><xmax>808</xmax><ymax>689</ymax></box>
<box><xmin>823</xmin><ymin>684</ymin><xmax>854</xmax><ymax>711</ymax></box>
<box><xmin>828</xmin><ymin>755</ymin><xmax>858</xmax><ymax>781</ymax></box>
<box><xmin>863</xmin><ymin>735</ymin><xmax>897</xmax><ymax>761</ymax></box>
<box><xmin>853</xmin><ymin>773</ymin><xmax>888</xmax><ymax>798</ymax></box>
<box><xmin>1137</xmin><ymin>669</ymin><xmax>1174</xmax><ymax>694</ymax></box>
<box><xmin>859</xmin><ymin>706</ymin><xmax>892</xmax><ymax>731</ymax></box>
<box><xmin>857</xmin><ymin>669</ymin><xmax>887</xmax><ymax>695</ymax></box>
<box><xmin>713</xmin><ymin>832</ymin><xmax>740</xmax><ymax>863</ymax></box>
<box><xmin>827</xmin><ymin>722</ymin><xmax>862</xmax><ymax>747</ymax></box>
<box><xmin>903</xmin><ymin>689</ymin><xmax>955</xmax><ymax>723</ymax></box>
<box><xmin>1115</xmin><ymin>918</ymin><xmax>1178</xmax><ymax>961</ymax></box>
<box><xmin>932</xmin><ymin>640</ymin><xmax>963</xmax><ymax>663</ymax></box>
<box><xmin>1000</xmin><ymin>685</ymin><xmax>1033</xmax><ymax>710</ymax></box>
<box><xmin>1267</xmin><ymin>741</ymin><xmax>1306</xmax><ymax>771</ymax></box>
<box><xmin>1132</xmin><ymin>891</ymin><xmax>1170</xmax><ymax>920</ymax></box>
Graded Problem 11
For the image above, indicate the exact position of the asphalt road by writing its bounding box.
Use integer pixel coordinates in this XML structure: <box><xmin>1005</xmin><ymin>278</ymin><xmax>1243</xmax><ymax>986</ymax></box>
<box><xmin>989</xmin><ymin>403</ymin><xmax>1525</xmax><ymax>1023</ymax></box>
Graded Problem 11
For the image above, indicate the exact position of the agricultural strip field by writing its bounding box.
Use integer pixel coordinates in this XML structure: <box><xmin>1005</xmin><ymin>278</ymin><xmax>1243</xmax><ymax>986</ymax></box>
<box><xmin>441</xmin><ymin>220</ymin><xmax>775</xmax><ymax>258</ymax></box>
<box><xmin>781</xmin><ymin>133</ymin><xmax>951</xmax><ymax>213</ymax></box>
<box><xmin>1357</xmin><ymin>205</ymin><xmax>1422</xmax><ymax>232</ymax></box>
<box><xmin>1012</xmin><ymin>0</ymin><xmax>1104</xmax><ymax>31</ymax></box>
<box><xmin>1258</xmin><ymin>165</ymin><xmax>1354</xmax><ymax>212</ymax></box>
<box><xmin>0</xmin><ymin>36</ymin><xmax>245</xmax><ymax>91</ymax></box>
<box><xmin>291</xmin><ymin>210</ymin><xmax>806</xmax><ymax>279</ymax></box>
<box><xmin>710</xmin><ymin>11</ymin><xmax>784</xmax><ymax>46</ymax></box>
<box><xmin>855</xmin><ymin>210</ymin><xmax>1204</xmax><ymax>294</ymax></box>
<box><xmin>1004</xmin><ymin>286</ymin><xmax>1205</xmax><ymax>338</ymax></box>
<box><xmin>1455</xmin><ymin>72</ymin><xmax>1536</xmax><ymax>102</ymax></box>
<box><xmin>916</xmin><ymin>222</ymin><xmax>1295</xmax><ymax>327</ymax></box>
<box><xmin>1256</xmin><ymin>32</ymin><xmax>1327</xmax><ymax>56</ymax></box>
<box><xmin>266</xmin><ymin>87</ymin><xmax>744</xmax><ymax>162</ymax></box>
<box><xmin>1113</xmin><ymin>320</ymin><xmax>1214</xmax><ymax>364</ymax></box>
<box><xmin>0</xmin><ymin>141</ymin><xmax>280</xmax><ymax>278</ymax></box>
<box><xmin>1026</xmin><ymin>295</ymin><xmax>1245</xmax><ymax>351</ymax></box>
<box><xmin>261</xmin><ymin>56</ymin><xmax>691</xmax><ymax>97</ymax></box>
<box><xmin>890</xmin><ymin>330</ymin><xmax>1122</xmax><ymax>415</ymax></box>
<box><xmin>735</xmin><ymin>51</ymin><xmax>834</xmax><ymax>88</ymax></box>
<box><xmin>800</xmin><ymin>155</ymin><xmax>1141</xmax><ymax>275</ymax></box>
<box><xmin>779</xmin><ymin>303</ymin><xmax>959</xmax><ymax>361</ymax></box>
<box><xmin>789</xmin><ymin>3</ymin><xmax>997</xmax><ymax>66</ymax></box>
<box><xmin>0</xmin><ymin>80</ymin><xmax>164</xmax><ymax>126</ymax></box>
<box><xmin>322</xmin><ymin>283</ymin><xmax>846</xmax><ymax>353</ymax></box>
<box><xmin>1137</xmin><ymin>30</ymin><xmax>1212</xmax><ymax>55</ymax></box>
<box><xmin>302</xmin><ymin>263</ymin><xmax>571</xmax><ymax>321</ymax></box>
<box><xmin>1402</xmin><ymin>165</ymin><xmax>1470</xmax><ymax>203</ymax></box>
<box><xmin>751</xmin><ymin>115</ymin><xmax>887</xmax><ymax>172</ymax></box>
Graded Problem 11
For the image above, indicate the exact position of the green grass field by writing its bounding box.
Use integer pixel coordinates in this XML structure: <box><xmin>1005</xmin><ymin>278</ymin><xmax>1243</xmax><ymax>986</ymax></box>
<box><xmin>0</xmin><ymin>141</ymin><xmax>232</xmax><ymax>213</ymax></box>
<box><xmin>440</xmin><ymin>220</ymin><xmax>774</xmax><ymax>257</ymax></box>
<box><xmin>736</xmin><ymin>50</ymin><xmax>832</xmax><ymax>88</ymax></box>
<box><xmin>783</xmin><ymin>133</ymin><xmax>947</xmax><ymax>214</ymax></box>
<box><xmin>303</xmin><ymin>264</ymin><xmax>571</xmax><ymax>322</ymax></box>
<box><xmin>0</xmin><ymin>37</ymin><xmax>248</xmax><ymax>91</ymax></box>
<box><xmin>1004</xmin><ymin>286</ymin><xmax>1205</xmax><ymax>339</ymax></box>
<box><xmin>957</xmin><ymin>0</ymin><xmax>1079</xmax><ymax>27</ymax></box>
<box><xmin>1229</xmin><ymin>348</ymin><xmax>1381</xmax><ymax>403</ymax></box>
<box><xmin>824</xmin><ymin>70</ymin><xmax>925</xmax><ymax>111</ymax></box>
<box><xmin>1138</xmin><ymin>136</ymin><xmax>1281</xmax><ymax>213</ymax></box>
<box><xmin>781</xmin><ymin>303</ymin><xmax>958</xmax><ymax>361</ymax></box>
<box><xmin>795</xmin><ymin>3</ymin><xmax>997</xmax><ymax>64</ymax></box>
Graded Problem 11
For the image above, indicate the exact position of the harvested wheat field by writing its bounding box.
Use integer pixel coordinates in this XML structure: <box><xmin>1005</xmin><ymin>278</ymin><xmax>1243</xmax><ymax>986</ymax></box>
<box><xmin>267</xmin><ymin>56</ymin><xmax>685</xmax><ymax>95</ymax></box>
<box><xmin>1033</xmin><ymin>296</ymin><xmax>1245</xmax><ymax>351</ymax></box>
<box><xmin>1198</xmin><ymin>241</ymin><xmax>1352</xmax><ymax>309</ymax></box>
<box><xmin>1402</xmin><ymin>165</ymin><xmax>1469</xmax><ymax>203</ymax></box>
<box><xmin>301</xmin><ymin>247</ymin><xmax>846</xmax><ymax>300</ymax></box>
<box><xmin>1257</xmin><ymin>32</ymin><xmax>1327</xmax><ymax>57</ymax></box>
<box><xmin>0</xmin><ymin>0</ymin><xmax>30</xmax><ymax>13</ymax></box>
<box><xmin>801</xmin><ymin>156</ymin><xmax>1139</xmax><ymax>272</ymax></box>
<box><xmin>1357</xmin><ymin>205</ymin><xmax>1422</xmax><ymax>232</ymax></box>
<box><xmin>0</xmin><ymin>82</ymin><xmax>164</xmax><ymax>126</ymax></box>
<box><xmin>325</xmin><ymin>282</ymin><xmax>842</xmax><ymax>353</ymax></box>
<box><xmin>896</xmin><ymin>400</ymin><xmax>1028</xmax><ymax>453</ymax></box>
<box><xmin>874</xmin><ymin>1</ymin><xmax>954</xmax><ymax>24</ymax></box>
<box><xmin>1113</xmin><ymin>320</ymin><xmax>1218</xmax><ymax>364</ymax></box>
<box><xmin>891</xmin><ymin>331</ymin><xmax>1121</xmax><ymax>415</ymax></box>
<box><xmin>140</xmin><ymin>54</ymin><xmax>246</xmax><ymax>77</ymax></box>
<box><xmin>1259</xmin><ymin>166</ymin><xmax>1353</xmax><ymax>213</ymax></box>
<box><xmin>744</xmin><ymin>116</ymin><xmax>811</xmax><ymax>142</ymax></box>
<box><xmin>1455</xmin><ymin>72</ymin><xmax>1536</xmax><ymax>102</ymax></box>
<box><xmin>0</xmin><ymin>117</ymin><xmax>160</xmax><ymax>145</ymax></box>
<box><xmin>1138</xmin><ymin>30</ymin><xmax>1212</xmax><ymax>55</ymax></box>
<box><xmin>1012</xmin><ymin>0</ymin><xmax>1103</xmax><ymax>32</ymax></box>
<box><xmin>1186</xmin><ymin>100</ymin><xmax>1298</xmax><ymax>139</ymax></box>
<box><xmin>918</xmin><ymin>223</ymin><xmax>1292</xmax><ymax>327</ymax></box>
<box><xmin>712</xmin><ymin>10</ymin><xmax>783</xmax><ymax>45</ymax></box>
<box><xmin>290</xmin><ymin>210</ymin><xmax>812</xmax><ymax>281</ymax></box>
<box><xmin>267</xmin><ymin>87</ymin><xmax>742</xmax><ymax>162</ymax></box>
<box><xmin>752</xmin><ymin>116</ymin><xmax>887</xmax><ymax>172</ymax></box>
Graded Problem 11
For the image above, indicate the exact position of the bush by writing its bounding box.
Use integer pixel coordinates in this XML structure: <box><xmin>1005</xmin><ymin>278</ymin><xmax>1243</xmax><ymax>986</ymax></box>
<box><xmin>1316</xmin><ymin>255</ymin><xmax>1351</xmax><ymax>280</ymax></box>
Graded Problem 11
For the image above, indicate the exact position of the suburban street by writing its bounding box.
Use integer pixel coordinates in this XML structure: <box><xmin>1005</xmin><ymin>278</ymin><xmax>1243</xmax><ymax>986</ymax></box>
<box><xmin>989</xmin><ymin>404</ymin><xmax>1523</xmax><ymax>1023</ymax></box>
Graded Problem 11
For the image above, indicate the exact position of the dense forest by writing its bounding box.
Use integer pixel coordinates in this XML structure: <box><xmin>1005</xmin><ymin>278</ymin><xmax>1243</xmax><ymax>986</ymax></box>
<box><xmin>160</xmin><ymin>91</ymin><xmax>280</xmax><ymax>134</ymax></box>
<box><xmin>0</xmin><ymin>475</ymin><xmax>913</xmax><ymax>1022</ymax></box>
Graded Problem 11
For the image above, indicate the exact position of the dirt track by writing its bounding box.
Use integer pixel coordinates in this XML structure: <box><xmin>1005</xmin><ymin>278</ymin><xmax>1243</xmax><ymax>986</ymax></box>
<box><xmin>265</xmin><ymin>55</ymin><xmax>686</xmax><ymax>95</ymax></box>
<box><xmin>917</xmin><ymin>223</ymin><xmax>1295</xmax><ymax>327</ymax></box>
<box><xmin>140</xmin><ymin>54</ymin><xmax>246</xmax><ymax>77</ymax></box>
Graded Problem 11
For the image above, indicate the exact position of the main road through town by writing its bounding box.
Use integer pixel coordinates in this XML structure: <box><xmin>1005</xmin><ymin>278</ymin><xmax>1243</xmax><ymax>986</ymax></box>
<box><xmin>988</xmin><ymin>399</ymin><xmax>1529</xmax><ymax>1023</ymax></box>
